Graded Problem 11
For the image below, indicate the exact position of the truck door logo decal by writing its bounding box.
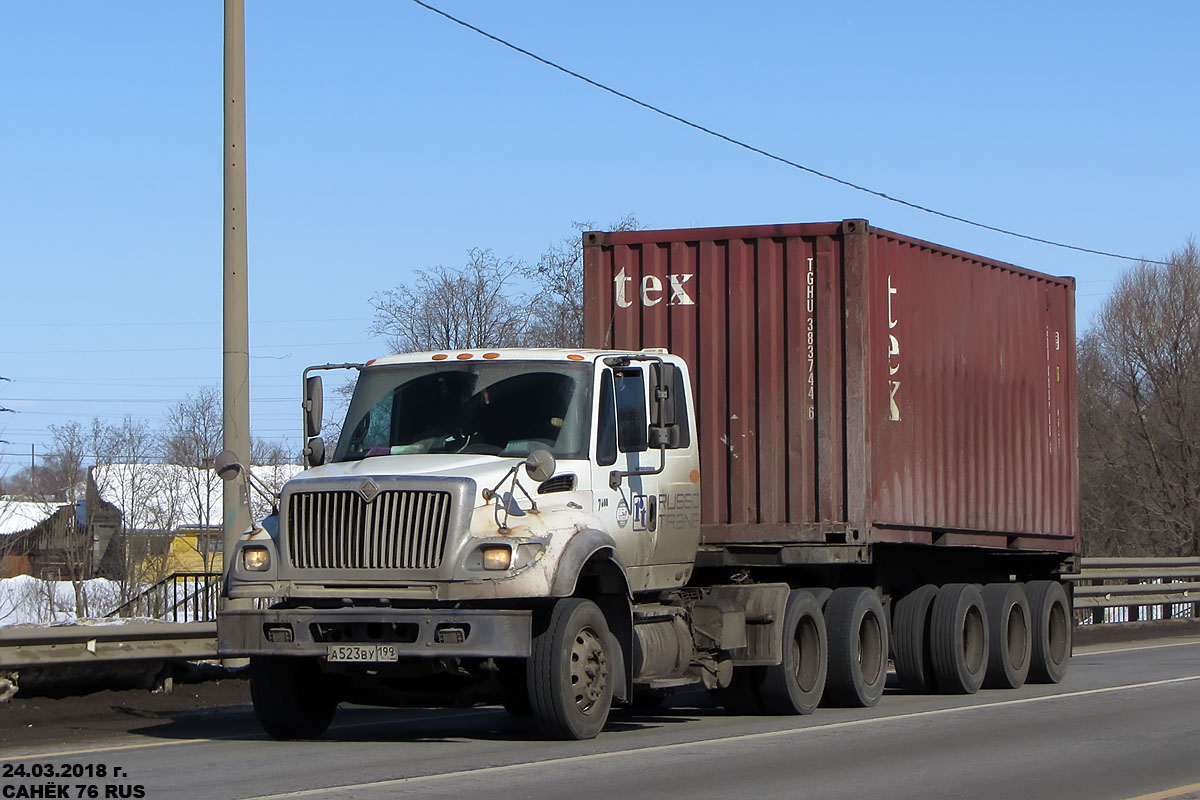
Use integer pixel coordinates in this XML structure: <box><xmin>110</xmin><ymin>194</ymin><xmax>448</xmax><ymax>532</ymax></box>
<box><xmin>615</xmin><ymin>498</ymin><xmax>630</xmax><ymax>528</ymax></box>
<box><xmin>632</xmin><ymin>494</ymin><xmax>649</xmax><ymax>531</ymax></box>
<box><xmin>614</xmin><ymin>268</ymin><xmax>695</xmax><ymax>308</ymax></box>
<box><xmin>631</xmin><ymin>492</ymin><xmax>700</xmax><ymax>532</ymax></box>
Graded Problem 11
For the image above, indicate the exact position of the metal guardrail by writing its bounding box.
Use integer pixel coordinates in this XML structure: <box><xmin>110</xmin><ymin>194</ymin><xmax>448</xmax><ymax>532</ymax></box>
<box><xmin>1068</xmin><ymin>557</ymin><xmax>1200</xmax><ymax>625</ymax></box>
<box><xmin>1</xmin><ymin>558</ymin><xmax>1198</xmax><ymax>671</ymax></box>
<box><xmin>0</xmin><ymin>621</ymin><xmax>217</xmax><ymax>669</ymax></box>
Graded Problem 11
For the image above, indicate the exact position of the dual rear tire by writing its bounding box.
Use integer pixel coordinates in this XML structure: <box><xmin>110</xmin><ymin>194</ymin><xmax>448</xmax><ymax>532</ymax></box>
<box><xmin>893</xmin><ymin>580</ymin><xmax>1070</xmax><ymax>695</ymax></box>
<box><xmin>720</xmin><ymin>589</ymin><xmax>829</xmax><ymax>715</ymax></box>
<box><xmin>722</xmin><ymin>587</ymin><xmax>889</xmax><ymax>714</ymax></box>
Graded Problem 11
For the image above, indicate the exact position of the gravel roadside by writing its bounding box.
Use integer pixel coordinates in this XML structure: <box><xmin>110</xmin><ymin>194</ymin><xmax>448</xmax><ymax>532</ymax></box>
<box><xmin>1</xmin><ymin>677</ymin><xmax>252</xmax><ymax>751</ymax></box>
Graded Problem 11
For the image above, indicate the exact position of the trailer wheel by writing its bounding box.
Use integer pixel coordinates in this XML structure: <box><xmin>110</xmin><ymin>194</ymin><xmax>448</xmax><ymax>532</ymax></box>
<box><xmin>823</xmin><ymin>587</ymin><xmax>888</xmax><ymax>707</ymax></box>
<box><xmin>758</xmin><ymin>590</ymin><xmax>828</xmax><ymax>715</ymax></box>
<box><xmin>893</xmin><ymin>584</ymin><xmax>939</xmax><ymax>693</ymax></box>
<box><xmin>1026</xmin><ymin>580</ymin><xmax>1071</xmax><ymax>684</ymax></box>
<box><xmin>250</xmin><ymin>656</ymin><xmax>337</xmax><ymax>740</ymax></box>
<box><xmin>981</xmin><ymin>583</ymin><xmax>1031</xmax><ymax>689</ymax></box>
<box><xmin>527</xmin><ymin>598</ymin><xmax>614</xmax><ymax>740</ymax></box>
<box><xmin>930</xmin><ymin>583</ymin><xmax>989</xmax><ymax>694</ymax></box>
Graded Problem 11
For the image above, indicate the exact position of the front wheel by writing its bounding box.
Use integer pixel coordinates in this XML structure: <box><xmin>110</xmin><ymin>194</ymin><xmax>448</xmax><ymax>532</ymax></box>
<box><xmin>250</xmin><ymin>656</ymin><xmax>337</xmax><ymax>740</ymax></box>
<box><xmin>527</xmin><ymin>598</ymin><xmax>615</xmax><ymax>740</ymax></box>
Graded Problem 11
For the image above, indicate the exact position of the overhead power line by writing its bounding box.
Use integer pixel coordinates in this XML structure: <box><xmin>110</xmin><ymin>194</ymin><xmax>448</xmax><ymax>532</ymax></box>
<box><xmin>410</xmin><ymin>0</ymin><xmax>1170</xmax><ymax>266</ymax></box>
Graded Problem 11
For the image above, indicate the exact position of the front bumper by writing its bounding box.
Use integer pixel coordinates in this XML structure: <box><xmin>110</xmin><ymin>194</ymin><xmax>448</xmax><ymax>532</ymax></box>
<box><xmin>218</xmin><ymin>607</ymin><xmax>531</xmax><ymax>659</ymax></box>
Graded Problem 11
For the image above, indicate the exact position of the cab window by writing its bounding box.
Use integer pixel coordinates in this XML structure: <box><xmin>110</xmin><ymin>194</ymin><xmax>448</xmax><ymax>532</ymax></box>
<box><xmin>596</xmin><ymin>370</ymin><xmax>617</xmax><ymax>467</ymax></box>
<box><xmin>614</xmin><ymin>368</ymin><xmax>647</xmax><ymax>453</ymax></box>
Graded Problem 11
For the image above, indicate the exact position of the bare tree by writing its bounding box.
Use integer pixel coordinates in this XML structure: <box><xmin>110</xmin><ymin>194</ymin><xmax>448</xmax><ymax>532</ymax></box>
<box><xmin>251</xmin><ymin>437</ymin><xmax>292</xmax><ymax>466</ymax></box>
<box><xmin>524</xmin><ymin>215</ymin><xmax>641</xmax><ymax>348</ymax></box>
<box><xmin>89</xmin><ymin>416</ymin><xmax>161</xmax><ymax>604</ymax></box>
<box><xmin>1079</xmin><ymin>239</ymin><xmax>1200</xmax><ymax>557</ymax></box>
<box><xmin>370</xmin><ymin>248</ymin><xmax>533</xmax><ymax>352</ymax></box>
<box><xmin>161</xmin><ymin>389</ymin><xmax>223</xmax><ymax>573</ymax></box>
<box><xmin>46</xmin><ymin>422</ymin><xmax>91</xmax><ymax>615</ymax></box>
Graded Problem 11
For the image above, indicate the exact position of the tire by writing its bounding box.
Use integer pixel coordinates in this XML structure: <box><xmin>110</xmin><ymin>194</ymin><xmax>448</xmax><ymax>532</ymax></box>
<box><xmin>1027</xmin><ymin>580</ymin><xmax>1071</xmax><ymax>684</ymax></box>
<box><xmin>250</xmin><ymin>656</ymin><xmax>337</xmax><ymax>740</ymax></box>
<box><xmin>758</xmin><ymin>590</ymin><xmax>828</xmax><ymax>715</ymax></box>
<box><xmin>823</xmin><ymin>587</ymin><xmax>888</xmax><ymax>707</ymax></box>
<box><xmin>930</xmin><ymin>583</ymin><xmax>989</xmax><ymax>694</ymax></box>
<box><xmin>981</xmin><ymin>583</ymin><xmax>1032</xmax><ymax>689</ymax></box>
<box><xmin>892</xmin><ymin>584</ymin><xmax>939</xmax><ymax>693</ymax></box>
<box><xmin>527</xmin><ymin>598</ymin><xmax>615</xmax><ymax>740</ymax></box>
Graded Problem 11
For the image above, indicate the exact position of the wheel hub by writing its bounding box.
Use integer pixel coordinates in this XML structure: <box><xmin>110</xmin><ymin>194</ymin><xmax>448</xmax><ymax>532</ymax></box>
<box><xmin>570</xmin><ymin>626</ymin><xmax>609</xmax><ymax>714</ymax></box>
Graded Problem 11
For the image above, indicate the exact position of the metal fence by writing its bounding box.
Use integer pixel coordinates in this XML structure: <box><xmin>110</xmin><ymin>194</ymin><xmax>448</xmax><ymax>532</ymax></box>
<box><xmin>1068</xmin><ymin>557</ymin><xmax>1200</xmax><ymax>625</ymax></box>
<box><xmin>105</xmin><ymin>572</ymin><xmax>221</xmax><ymax>623</ymax></box>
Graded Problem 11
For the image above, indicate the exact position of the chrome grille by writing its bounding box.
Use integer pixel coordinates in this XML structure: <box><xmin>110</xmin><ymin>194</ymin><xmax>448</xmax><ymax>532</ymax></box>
<box><xmin>287</xmin><ymin>490</ymin><xmax>452</xmax><ymax>570</ymax></box>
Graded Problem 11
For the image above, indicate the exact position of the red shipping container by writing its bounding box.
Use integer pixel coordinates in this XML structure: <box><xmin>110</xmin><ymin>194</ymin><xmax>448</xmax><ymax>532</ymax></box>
<box><xmin>583</xmin><ymin>219</ymin><xmax>1078</xmax><ymax>555</ymax></box>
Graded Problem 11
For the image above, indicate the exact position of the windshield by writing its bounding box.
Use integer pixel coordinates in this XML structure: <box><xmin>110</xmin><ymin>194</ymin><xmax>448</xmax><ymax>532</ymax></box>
<box><xmin>333</xmin><ymin>361</ymin><xmax>593</xmax><ymax>462</ymax></box>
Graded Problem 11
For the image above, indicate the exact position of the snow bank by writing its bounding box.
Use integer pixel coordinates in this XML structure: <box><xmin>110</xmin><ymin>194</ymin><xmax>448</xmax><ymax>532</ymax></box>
<box><xmin>0</xmin><ymin>575</ymin><xmax>125</xmax><ymax>626</ymax></box>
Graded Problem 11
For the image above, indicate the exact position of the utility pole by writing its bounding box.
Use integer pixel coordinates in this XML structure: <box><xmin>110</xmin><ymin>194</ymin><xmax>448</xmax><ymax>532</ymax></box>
<box><xmin>222</xmin><ymin>0</ymin><xmax>252</xmax><ymax>593</ymax></box>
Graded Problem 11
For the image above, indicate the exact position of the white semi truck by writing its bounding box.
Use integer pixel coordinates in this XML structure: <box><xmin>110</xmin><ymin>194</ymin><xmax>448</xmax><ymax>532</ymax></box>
<box><xmin>217</xmin><ymin>221</ymin><xmax>1078</xmax><ymax>741</ymax></box>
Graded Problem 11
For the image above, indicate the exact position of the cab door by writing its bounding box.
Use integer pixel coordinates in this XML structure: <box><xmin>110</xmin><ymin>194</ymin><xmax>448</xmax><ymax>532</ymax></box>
<box><xmin>590</xmin><ymin>361</ymin><xmax>701</xmax><ymax>587</ymax></box>
<box><xmin>590</xmin><ymin>364</ymin><xmax>658</xmax><ymax>572</ymax></box>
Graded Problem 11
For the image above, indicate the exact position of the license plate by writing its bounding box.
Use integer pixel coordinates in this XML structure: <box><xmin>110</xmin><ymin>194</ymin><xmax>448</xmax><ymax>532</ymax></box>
<box><xmin>326</xmin><ymin>644</ymin><xmax>398</xmax><ymax>662</ymax></box>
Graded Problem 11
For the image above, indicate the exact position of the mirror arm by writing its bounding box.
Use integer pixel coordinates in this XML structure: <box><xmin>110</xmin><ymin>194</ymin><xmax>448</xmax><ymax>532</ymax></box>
<box><xmin>300</xmin><ymin>362</ymin><xmax>361</xmax><ymax>467</ymax></box>
<box><xmin>608</xmin><ymin>444</ymin><xmax>667</xmax><ymax>490</ymax></box>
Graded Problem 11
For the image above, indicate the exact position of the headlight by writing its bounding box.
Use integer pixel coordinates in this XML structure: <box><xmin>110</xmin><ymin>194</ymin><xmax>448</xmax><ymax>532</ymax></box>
<box><xmin>480</xmin><ymin>546</ymin><xmax>512</xmax><ymax>571</ymax></box>
<box><xmin>243</xmin><ymin>546</ymin><xmax>271</xmax><ymax>571</ymax></box>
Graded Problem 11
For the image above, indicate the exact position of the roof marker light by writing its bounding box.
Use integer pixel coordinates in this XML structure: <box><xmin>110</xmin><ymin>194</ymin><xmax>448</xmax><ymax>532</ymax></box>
<box><xmin>365</xmin><ymin>359</ymin><xmax>377</xmax><ymax>367</ymax></box>
<box><xmin>457</xmin><ymin>353</ymin><xmax>474</xmax><ymax>360</ymax></box>
<box><xmin>567</xmin><ymin>354</ymin><xmax>585</xmax><ymax>361</ymax></box>
<box><xmin>483</xmin><ymin>352</ymin><xmax>500</xmax><ymax>359</ymax></box>
<box><xmin>432</xmin><ymin>354</ymin><xmax>448</xmax><ymax>361</ymax></box>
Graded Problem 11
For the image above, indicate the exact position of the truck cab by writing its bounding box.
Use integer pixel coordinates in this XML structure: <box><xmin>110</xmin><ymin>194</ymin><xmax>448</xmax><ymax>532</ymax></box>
<box><xmin>219</xmin><ymin>349</ymin><xmax>719</xmax><ymax>740</ymax></box>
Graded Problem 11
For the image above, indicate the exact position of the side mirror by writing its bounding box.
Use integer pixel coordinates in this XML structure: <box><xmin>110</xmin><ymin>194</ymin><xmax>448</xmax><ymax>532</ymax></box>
<box><xmin>648</xmin><ymin>361</ymin><xmax>681</xmax><ymax>448</ymax></box>
<box><xmin>304</xmin><ymin>375</ymin><xmax>323</xmax><ymax>438</ymax></box>
<box><xmin>215</xmin><ymin>449</ymin><xmax>244</xmax><ymax>482</ymax></box>
<box><xmin>524</xmin><ymin>449</ymin><xmax>556</xmax><ymax>483</ymax></box>
<box><xmin>649</xmin><ymin>362</ymin><xmax>677</xmax><ymax>426</ymax></box>
<box><xmin>305</xmin><ymin>436</ymin><xmax>326</xmax><ymax>468</ymax></box>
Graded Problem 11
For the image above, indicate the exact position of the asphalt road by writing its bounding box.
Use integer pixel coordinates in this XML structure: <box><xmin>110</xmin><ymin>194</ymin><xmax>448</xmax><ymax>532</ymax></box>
<box><xmin>3</xmin><ymin>637</ymin><xmax>1200</xmax><ymax>800</ymax></box>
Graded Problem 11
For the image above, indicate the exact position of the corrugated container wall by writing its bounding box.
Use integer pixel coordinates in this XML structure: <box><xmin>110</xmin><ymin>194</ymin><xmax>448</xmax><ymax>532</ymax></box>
<box><xmin>583</xmin><ymin>220</ymin><xmax>1079</xmax><ymax>555</ymax></box>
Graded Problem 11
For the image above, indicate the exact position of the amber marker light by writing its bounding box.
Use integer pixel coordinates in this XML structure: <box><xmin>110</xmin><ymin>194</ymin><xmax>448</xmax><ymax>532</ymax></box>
<box><xmin>365</xmin><ymin>358</ymin><xmax>377</xmax><ymax>367</ymax></box>
<box><xmin>432</xmin><ymin>354</ymin><xmax>448</xmax><ymax>361</ymax></box>
<box><xmin>483</xmin><ymin>352</ymin><xmax>500</xmax><ymax>359</ymax></box>
<box><xmin>567</xmin><ymin>354</ymin><xmax>585</xmax><ymax>361</ymax></box>
<box><xmin>457</xmin><ymin>353</ymin><xmax>474</xmax><ymax>360</ymax></box>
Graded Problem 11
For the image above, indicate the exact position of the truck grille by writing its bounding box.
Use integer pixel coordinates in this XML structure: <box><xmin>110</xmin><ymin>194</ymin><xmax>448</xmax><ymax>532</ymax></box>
<box><xmin>287</xmin><ymin>489</ymin><xmax>453</xmax><ymax>570</ymax></box>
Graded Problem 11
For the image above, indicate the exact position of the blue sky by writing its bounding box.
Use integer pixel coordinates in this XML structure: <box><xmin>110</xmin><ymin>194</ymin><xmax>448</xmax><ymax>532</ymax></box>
<box><xmin>1</xmin><ymin>1</ymin><xmax>1196</xmax><ymax>475</ymax></box>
